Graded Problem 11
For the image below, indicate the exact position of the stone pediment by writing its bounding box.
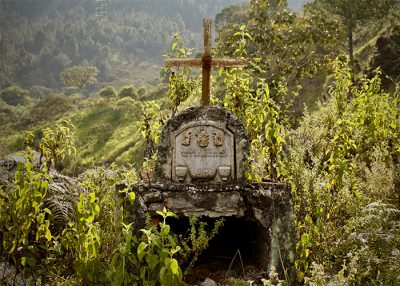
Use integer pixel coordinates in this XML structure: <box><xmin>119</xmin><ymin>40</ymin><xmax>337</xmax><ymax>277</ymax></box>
<box><xmin>156</xmin><ymin>105</ymin><xmax>249</xmax><ymax>183</ymax></box>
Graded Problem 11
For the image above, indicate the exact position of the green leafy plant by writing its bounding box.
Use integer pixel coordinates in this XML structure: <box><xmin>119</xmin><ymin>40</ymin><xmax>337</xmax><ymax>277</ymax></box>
<box><xmin>106</xmin><ymin>222</ymin><xmax>138</xmax><ymax>285</ymax></box>
<box><xmin>0</xmin><ymin>147</ymin><xmax>53</xmax><ymax>279</ymax></box>
<box><xmin>137</xmin><ymin>208</ymin><xmax>182</xmax><ymax>286</ymax></box>
<box><xmin>179</xmin><ymin>216</ymin><xmax>224</xmax><ymax>275</ymax></box>
<box><xmin>39</xmin><ymin>120</ymin><xmax>76</xmax><ymax>171</ymax></box>
<box><xmin>139</xmin><ymin>101</ymin><xmax>164</xmax><ymax>180</ymax></box>
<box><xmin>72</xmin><ymin>165</ymin><xmax>139</xmax><ymax>285</ymax></box>
<box><xmin>61</xmin><ymin>191</ymin><xmax>101</xmax><ymax>284</ymax></box>
<box><xmin>0</xmin><ymin>126</ymin><xmax>76</xmax><ymax>283</ymax></box>
<box><xmin>284</xmin><ymin>60</ymin><xmax>400</xmax><ymax>283</ymax></box>
<box><xmin>215</xmin><ymin>24</ymin><xmax>295</xmax><ymax>182</ymax></box>
<box><xmin>163</xmin><ymin>33</ymin><xmax>200</xmax><ymax>116</ymax></box>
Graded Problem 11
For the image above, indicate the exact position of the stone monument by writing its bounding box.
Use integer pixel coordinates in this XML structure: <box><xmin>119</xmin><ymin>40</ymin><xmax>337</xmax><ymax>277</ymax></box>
<box><xmin>133</xmin><ymin>19</ymin><xmax>295</xmax><ymax>285</ymax></box>
<box><xmin>157</xmin><ymin>105</ymin><xmax>248</xmax><ymax>184</ymax></box>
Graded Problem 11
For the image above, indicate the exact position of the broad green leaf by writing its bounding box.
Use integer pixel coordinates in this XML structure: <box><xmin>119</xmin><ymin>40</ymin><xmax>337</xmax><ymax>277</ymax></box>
<box><xmin>146</xmin><ymin>254</ymin><xmax>159</xmax><ymax>272</ymax></box>
<box><xmin>159</xmin><ymin>266</ymin><xmax>166</xmax><ymax>284</ymax></box>
<box><xmin>128</xmin><ymin>192</ymin><xmax>136</xmax><ymax>202</ymax></box>
<box><xmin>170</xmin><ymin>258</ymin><xmax>179</xmax><ymax>275</ymax></box>
<box><xmin>137</xmin><ymin>242</ymin><xmax>147</xmax><ymax>261</ymax></box>
<box><xmin>160</xmin><ymin>225</ymin><xmax>170</xmax><ymax>237</ymax></box>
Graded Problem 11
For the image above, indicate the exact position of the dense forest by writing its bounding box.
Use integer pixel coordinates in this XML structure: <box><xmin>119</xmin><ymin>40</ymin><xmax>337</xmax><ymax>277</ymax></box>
<box><xmin>0</xmin><ymin>0</ymin><xmax>249</xmax><ymax>89</ymax></box>
<box><xmin>0</xmin><ymin>0</ymin><xmax>308</xmax><ymax>89</ymax></box>
<box><xmin>0</xmin><ymin>0</ymin><xmax>399</xmax><ymax>285</ymax></box>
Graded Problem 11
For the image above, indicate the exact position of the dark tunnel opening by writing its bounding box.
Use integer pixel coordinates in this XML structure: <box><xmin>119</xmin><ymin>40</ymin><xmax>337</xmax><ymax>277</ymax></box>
<box><xmin>166</xmin><ymin>214</ymin><xmax>270</xmax><ymax>283</ymax></box>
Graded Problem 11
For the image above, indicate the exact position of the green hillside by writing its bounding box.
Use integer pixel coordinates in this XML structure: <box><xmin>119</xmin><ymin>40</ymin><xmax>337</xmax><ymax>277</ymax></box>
<box><xmin>0</xmin><ymin>87</ymin><xmax>169</xmax><ymax>174</ymax></box>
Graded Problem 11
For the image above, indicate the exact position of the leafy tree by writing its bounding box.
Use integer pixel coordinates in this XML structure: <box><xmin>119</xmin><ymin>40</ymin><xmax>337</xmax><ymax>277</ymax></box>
<box><xmin>316</xmin><ymin>0</ymin><xmax>397</xmax><ymax>81</ymax></box>
<box><xmin>29</xmin><ymin>85</ymin><xmax>53</xmax><ymax>99</ymax></box>
<box><xmin>99</xmin><ymin>85</ymin><xmax>117</xmax><ymax>98</ymax></box>
<box><xmin>60</xmin><ymin>65</ymin><xmax>99</xmax><ymax>90</ymax></box>
<box><xmin>215</xmin><ymin>3</ymin><xmax>248</xmax><ymax>30</ymax></box>
<box><xmin>216</xmin><ymin>0</ymin><xmax>343</xmax><ymax>83</ymax></box>
<box><xmin>118</xmin><ymin>85</ymin><xmax>138</xmax><ymax>99</ymax></box>
<box><xmin>0</xmin><ymin>85</ymin><xmax>30</xmax><ymax>106</ymax></box>
<box><xmin>368</xmin><ymin>24</ymin><xmax>400</xmax><ymax>89</ymax></box>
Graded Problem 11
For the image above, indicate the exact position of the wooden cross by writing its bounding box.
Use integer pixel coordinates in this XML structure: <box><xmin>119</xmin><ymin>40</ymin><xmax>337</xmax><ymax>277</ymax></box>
<box><xmin>164</xmin><ymin>18</ymin><xmax>247</xmax><ymax>105</ymax></box>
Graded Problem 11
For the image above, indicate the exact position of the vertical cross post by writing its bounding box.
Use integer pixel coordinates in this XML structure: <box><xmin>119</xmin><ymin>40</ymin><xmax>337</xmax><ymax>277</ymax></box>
<box><xmin>202</xmin><ymin>18</ymin><xmax>212</xmax><ymax>105</ymax></box>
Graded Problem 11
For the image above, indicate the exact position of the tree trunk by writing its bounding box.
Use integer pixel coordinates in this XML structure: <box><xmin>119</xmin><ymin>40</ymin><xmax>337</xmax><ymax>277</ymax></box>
<box><xmin>348</xmin><ymin>23</ymin><xmax>355</xmax><ymax>83</ymax></box>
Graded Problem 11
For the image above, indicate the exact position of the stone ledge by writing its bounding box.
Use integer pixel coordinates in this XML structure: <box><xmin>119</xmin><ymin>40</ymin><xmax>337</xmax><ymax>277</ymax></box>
<box><xmin>136</xmin><ymin>181</ymin><xmax>292</xmax><ymax>221</ymax></box>
<box><xmin>137</xmin><ymin>181</ymin><xmax>289</xmax><ymax>193</ymax></box>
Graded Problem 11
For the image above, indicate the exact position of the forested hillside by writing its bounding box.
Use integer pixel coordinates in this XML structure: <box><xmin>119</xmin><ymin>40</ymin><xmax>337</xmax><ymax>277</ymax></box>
<box><xmin>0</xmin><ymin>0</ymin><xmax>247</xmax><ymax>89</ymax></box>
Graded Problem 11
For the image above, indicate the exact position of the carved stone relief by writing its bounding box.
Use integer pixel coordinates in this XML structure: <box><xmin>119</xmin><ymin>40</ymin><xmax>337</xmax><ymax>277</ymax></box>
<box><xmin>173</xmin><ymin>121</ymin><xmax>234</xmax><ymax>183</ymax></box>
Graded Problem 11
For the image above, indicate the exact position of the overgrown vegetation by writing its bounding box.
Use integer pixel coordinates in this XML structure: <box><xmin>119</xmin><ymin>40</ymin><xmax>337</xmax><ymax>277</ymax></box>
<box><xmin>1</xmin><ymin>0</ymin><xmax>400</xmax><ymax>285</ymax></box>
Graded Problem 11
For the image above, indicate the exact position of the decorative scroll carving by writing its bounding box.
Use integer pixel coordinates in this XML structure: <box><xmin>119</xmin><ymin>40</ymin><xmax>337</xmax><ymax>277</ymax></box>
<box><xmin>175</xmin><ymin>166</ymin><xmax>188</xmax><ymax>182</ymax></box>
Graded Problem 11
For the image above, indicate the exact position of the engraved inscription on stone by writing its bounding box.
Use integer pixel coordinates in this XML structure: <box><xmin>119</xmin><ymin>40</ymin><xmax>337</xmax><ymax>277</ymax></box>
<box><xmin>173</xmin><ymin>122</ymin><xmax>234</xmax><ymax>183</ymax></box>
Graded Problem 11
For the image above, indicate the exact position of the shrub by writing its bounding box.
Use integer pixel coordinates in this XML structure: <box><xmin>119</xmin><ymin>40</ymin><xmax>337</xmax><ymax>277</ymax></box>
<box><xmin>30</xmin><ymin>94</ymin><xmax>76</xmax><ymax>122</ymax></box>
<box><xmin>137</xmin><ymin>86</ymin><xmax>147</xmax><ymax>97</ymax></box>
<box><xmin>285</xmin><ymin>61</ymin><xmax>400</xmax><ymax>283</ymax></box>
<box><xmin>0</xmin><ymin>85</ymin><xmax>29</xmax><ymax>106</ymax></box>
<box><xmin>0</xmin><ymin>102</ymin><xmax>17</xmax><ymax>125</ymax></box>
<box><xmin>29</xmin><ymin>85</ymin><xmax>53</xmax><ymax>99</ymax></box>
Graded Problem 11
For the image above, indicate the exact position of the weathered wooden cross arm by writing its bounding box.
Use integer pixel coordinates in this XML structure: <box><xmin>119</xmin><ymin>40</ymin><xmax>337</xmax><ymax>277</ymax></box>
<box><xmin>164</xmin><ymin>59</ymin><xmax>247</xmax><ymax>68</ymax></box>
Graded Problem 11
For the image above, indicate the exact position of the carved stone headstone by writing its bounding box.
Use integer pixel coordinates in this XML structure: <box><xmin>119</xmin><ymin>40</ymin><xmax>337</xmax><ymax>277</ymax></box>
<box><xmin>156</xmin><ymin>105</ymin><xmax>248</xmax><ymax>183</ymax></box>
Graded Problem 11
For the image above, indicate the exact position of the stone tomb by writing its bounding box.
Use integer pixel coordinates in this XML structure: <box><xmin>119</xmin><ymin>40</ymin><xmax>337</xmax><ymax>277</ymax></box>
<box><xmin>132</xmin><ymin>105</ymin><xmax>295</xmax><ymax>284</ymax></box>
